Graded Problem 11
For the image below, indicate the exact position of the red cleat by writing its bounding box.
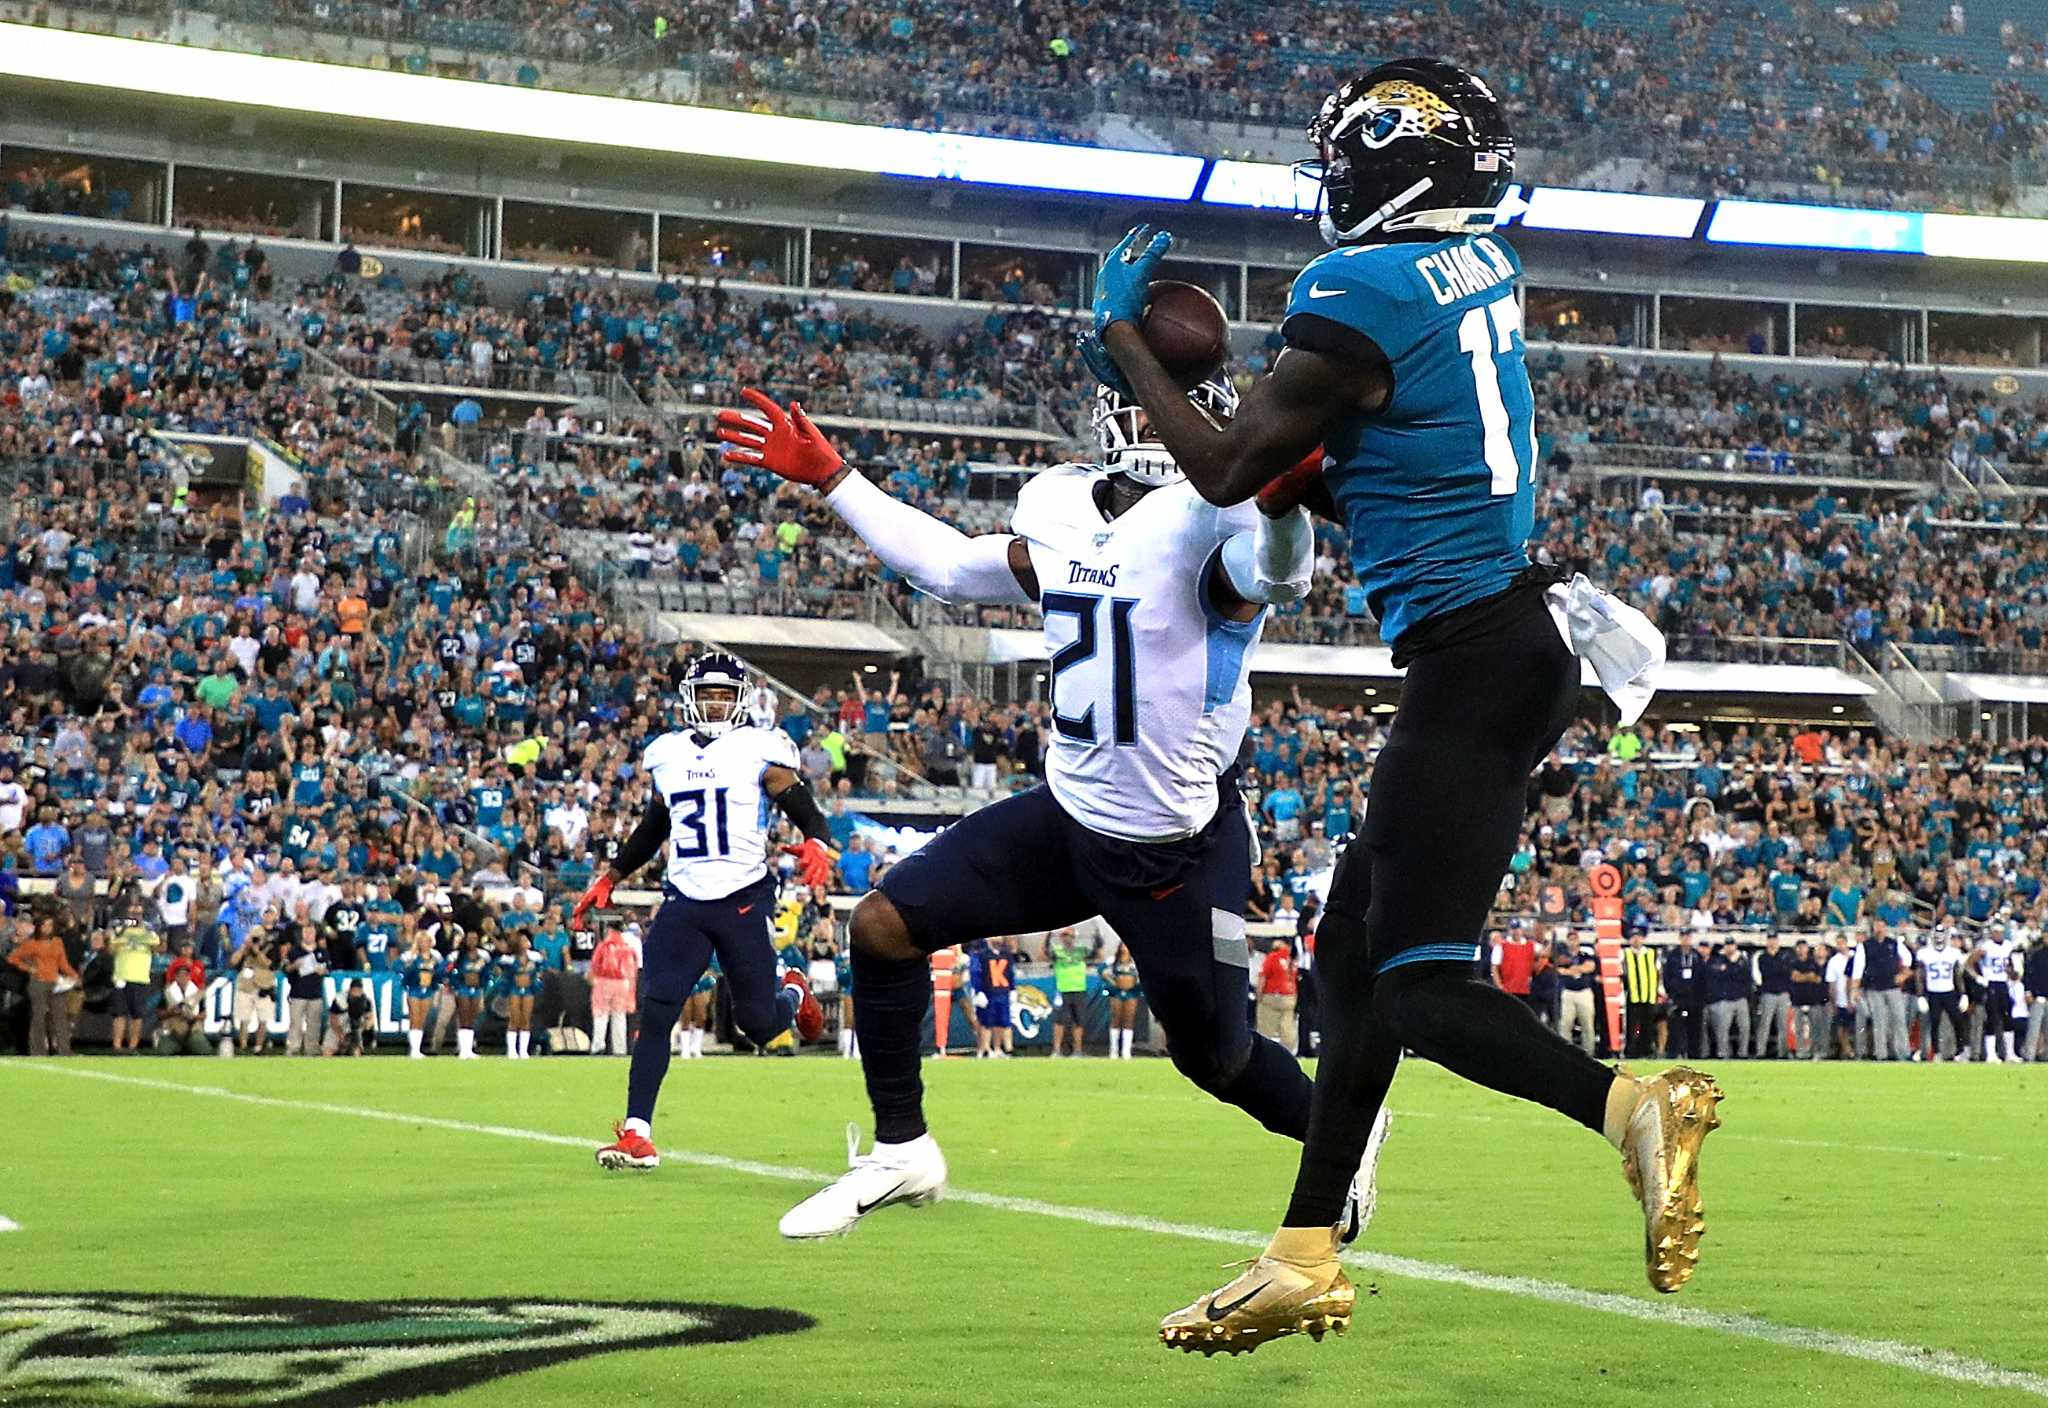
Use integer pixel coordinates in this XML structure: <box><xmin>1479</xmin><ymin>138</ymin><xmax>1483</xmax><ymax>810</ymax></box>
<box><xmin>782</xmin><ymin>968</ymin><xmax>826</xmax><ymax>1042</ymax></box>
<box><xmin>595</xmin><ymin>1122</ymin><xmax>660</xmax><ymax>1172</ymax></box>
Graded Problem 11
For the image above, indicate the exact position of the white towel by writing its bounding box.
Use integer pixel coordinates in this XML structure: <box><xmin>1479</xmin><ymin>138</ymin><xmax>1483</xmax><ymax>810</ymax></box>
<box><xmin>1544</xmin><ymin>573</ymin><xmax>1665</xmax><ymax>727</ymax></box>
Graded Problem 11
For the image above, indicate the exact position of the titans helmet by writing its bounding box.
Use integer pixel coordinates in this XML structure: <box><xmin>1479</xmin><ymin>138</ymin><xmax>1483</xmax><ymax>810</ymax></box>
<box><xmin>1090</xmin><ymin>372</ymin><xmax>1241</xmax><ymax>488</ymax></box>
<box><xmin>1296</xmin><ymin>58</ymin><xmax>1515</xmax><ymax>247</ymax></box>
<box><xmin>680</xmin><ymin>651</ymin><xmax>749</xmax><ymax>736</ymax></box>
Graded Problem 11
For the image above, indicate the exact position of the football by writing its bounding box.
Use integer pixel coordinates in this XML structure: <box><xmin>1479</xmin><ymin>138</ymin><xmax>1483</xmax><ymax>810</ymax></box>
<box><xmin>1141</xmin><ymin>279</ymin><xmax>1230</xmax><ymax>386</ymax></box>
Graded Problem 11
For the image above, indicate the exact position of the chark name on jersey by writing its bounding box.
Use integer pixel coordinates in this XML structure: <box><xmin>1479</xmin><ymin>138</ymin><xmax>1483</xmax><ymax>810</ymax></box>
<box><xmin>1414</xmin><ymin>237</ymin><xmax>1515</xmax><ymax>306</ymax></box>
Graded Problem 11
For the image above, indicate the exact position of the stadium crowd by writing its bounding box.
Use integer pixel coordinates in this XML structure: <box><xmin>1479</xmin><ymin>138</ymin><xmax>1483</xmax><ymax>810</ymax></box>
<box><xmin>35</xmin><ymin>0</ymin><xmax>2048</xmax><ymax>208</ymax></box>
<box><xmin>3</xmin><ymin>220</ymin><xmax>2047</xmax><ymax>1060</ymax></box>
<box><xmin>288</xmin><ymin>266</ymin><xmax>1093</xmax><ymax>431</ymax></box>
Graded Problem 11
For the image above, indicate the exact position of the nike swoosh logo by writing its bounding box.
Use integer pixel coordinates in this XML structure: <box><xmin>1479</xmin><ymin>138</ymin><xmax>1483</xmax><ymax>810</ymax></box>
<box><xmin>856</xmin><ymin>1181</ymin><xmax>908</xmax><ymax>1215</ymax></box>
<box><xmin>1307</xmin><ymin>283</ymin><xmax>1345</xmax><ymax>299</ymax></box>
<box><xmin>738</xmin><ymin>905</ymin><xmax>755</xmax><ymax>914</ymax></box>
<box><xmin>1206</xmin><ymin>1282</ymin><xmax>1271</xmax><ymax>1320</ymax></box>
<box><xmin>1150</xmin><ymin>883</ymin><xmax>1184</xmax><ymax>901</ymax></box>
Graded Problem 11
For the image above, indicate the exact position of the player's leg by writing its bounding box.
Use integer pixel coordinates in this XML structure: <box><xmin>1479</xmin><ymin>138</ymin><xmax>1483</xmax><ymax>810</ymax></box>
<box><xmin>781</xmin><ymin>788</ymin><xmax>1094</xmax><ymax>1238</ymax></box>
<box><xmin>1092</xmin><ymin>804</ymin><xmax>1314</xmax><ymax>1142</ymax></box>
<box><xmin>1170</xmin><ymin>590</ymin><xmax>1718</xmax><ymax>1354</ymax></box>
<box><xmin>850</xmin><ymin>786</ymin><xmax>1091</xmax><ymax>1144</ymax></box>
<box><xmin>707</xmin><ymin>878</ymin><xmax>812</xmax><ymax>1048</ymax></box>
<box><xmin>597</xmin><ymin>896</ymin><xmax>713</xmax><ymax>1171</ymax></box>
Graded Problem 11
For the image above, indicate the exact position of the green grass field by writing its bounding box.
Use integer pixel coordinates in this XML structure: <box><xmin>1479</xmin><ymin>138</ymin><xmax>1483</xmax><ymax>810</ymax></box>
<box><xmin>3</xmin><ymin>1054</ymin><xmax>2044</xmax><ymax>1407</ymax></box>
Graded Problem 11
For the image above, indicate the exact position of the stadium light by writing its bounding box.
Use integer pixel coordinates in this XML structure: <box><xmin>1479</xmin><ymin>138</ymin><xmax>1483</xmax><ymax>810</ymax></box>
<box><xmin>1707</xmin><ymin>200</ymin><xmax>2048</xmax><ymax>263</ymax></box>
<box><xmin>1510</xmin><ymin>186</ymin><xmax>1705</xmax><ymax>240</ymax></box>
<box><xmin>1200</xmin><ymin>163</ymin><xmax>1704</xmax><ymax>240</ymax></box>
<box><xmin>0</xmin><ymin>24</ymin><xmax>1206</xmax><ymax>202</ymax></box>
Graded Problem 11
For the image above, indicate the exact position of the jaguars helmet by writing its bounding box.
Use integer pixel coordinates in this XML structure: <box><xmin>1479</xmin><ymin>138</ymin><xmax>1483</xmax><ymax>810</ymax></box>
<box><xmin>680</xmin><ymin>651</ymin><xmax>749</xmax><ymax>737</ymax></box>
<box><xmin>1090</xmin><ymin>372</ymin><xmax>1241</xmax><ymax>488</ymax></box>
<box><xmin>1296</xmin><ymin>58</ymin><xmax>1515</xmax><ymax>247</ymax></box>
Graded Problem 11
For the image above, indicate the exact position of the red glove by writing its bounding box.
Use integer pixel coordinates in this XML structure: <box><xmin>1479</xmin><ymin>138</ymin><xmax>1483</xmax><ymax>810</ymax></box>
<box><xmin>571</xmin><ymin>872</ymin><xmax>615</xmax><ymax>925</ymax></box>
<box><xmin>714</xmin><ymin>388</ymin><xmax>845</xmax><ymax>486</ymax></box>
<box><xmin>1256</xmin><ymin>446</ymin><xmax>1328</xmax><ymax>518</ymax></box>
<box><xmin>784</xmin><ymin>838</ymin><xmax>837</xmax><ymax>889</ymax></box>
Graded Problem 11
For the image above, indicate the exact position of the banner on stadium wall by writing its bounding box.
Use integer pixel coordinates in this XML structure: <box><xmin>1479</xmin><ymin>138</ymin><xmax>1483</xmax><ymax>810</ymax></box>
<box><xmin>157</xmin><ymin>433</ymin><xmax>249</xmax><ymax>486</ymax></box>
<box><xmin>919</xmin><ymin>974</ymin><xmax>1146</xmax><ymax>1051</ymax></box>
<box><xmin>203</xmin><ymin>970</ymin><xmax>406</xmax><ymax>1037</ymax></box>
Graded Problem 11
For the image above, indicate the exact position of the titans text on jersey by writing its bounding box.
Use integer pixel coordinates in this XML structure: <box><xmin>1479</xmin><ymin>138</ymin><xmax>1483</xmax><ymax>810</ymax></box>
<box><xmin>642</xmin><ymin>724</ymin><xmax>802</xmax><ymax>901</ymax></box>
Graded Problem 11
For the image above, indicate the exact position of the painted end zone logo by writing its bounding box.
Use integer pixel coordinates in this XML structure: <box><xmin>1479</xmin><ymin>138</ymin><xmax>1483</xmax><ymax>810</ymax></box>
<box><xmin>0</xmin><ymin>1292</ymin><xmax>813</xmax><ymax>1406</ymax></box>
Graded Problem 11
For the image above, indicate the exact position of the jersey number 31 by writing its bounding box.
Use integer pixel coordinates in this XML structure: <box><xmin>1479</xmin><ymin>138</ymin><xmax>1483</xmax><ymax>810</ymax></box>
<box><xmin>668</xmin><ymin>787</ymin><xmax>731</xmax><ymax>859</ymax></box>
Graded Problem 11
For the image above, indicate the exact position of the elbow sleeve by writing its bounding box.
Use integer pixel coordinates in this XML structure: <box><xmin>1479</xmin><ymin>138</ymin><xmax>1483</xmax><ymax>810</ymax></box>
<box><xmin>1221</xmin><ymin>507</ymin><xmax>1313</xmax><ymax>605</ymax></box>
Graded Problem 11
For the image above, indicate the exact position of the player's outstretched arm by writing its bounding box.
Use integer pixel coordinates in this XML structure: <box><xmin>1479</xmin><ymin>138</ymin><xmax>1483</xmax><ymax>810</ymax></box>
<box><xmin>715</xmin><ymin>388</ymin><xmax>1037</xmax><ymax>605</ymax></box>
<box><xmin>572</xmin><ymin>793</ymin><xmax>669</xmax><ymax>922</ymax></box>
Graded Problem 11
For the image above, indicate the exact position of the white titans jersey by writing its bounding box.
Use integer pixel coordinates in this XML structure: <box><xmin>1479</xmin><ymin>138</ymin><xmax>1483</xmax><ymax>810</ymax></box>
<box><xmin>1977</xmin><ymin>937</ymin><xmax>2016</xmax><ymax>983</ymax></box>
<box><xmin>643</xmin><ymin>725</ymin><xmax>799</xmax><ymax>900</ymax></box>
<box><xmin>1919</xmin><ymin>944</ymin><xmax>1962</xmax><ymax>994</ymax></box>
<box><xmin>1012</xmin><ymin>464</ymin><xmax>1267</xmax><ymax>842</ymax></box>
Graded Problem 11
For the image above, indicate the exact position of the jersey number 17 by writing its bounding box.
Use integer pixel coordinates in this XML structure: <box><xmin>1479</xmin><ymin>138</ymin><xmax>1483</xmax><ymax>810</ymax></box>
<box><xmin>1458</xmin><ymin>294</ymin><xmax>1536</xmax><ymax>497</ymax></box>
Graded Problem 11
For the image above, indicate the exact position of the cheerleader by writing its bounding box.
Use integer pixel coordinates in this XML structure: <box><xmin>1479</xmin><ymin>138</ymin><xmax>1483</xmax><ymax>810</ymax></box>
<box><xmin>1103</xmin><ymin>942</ymin><xmax>1143</xmax><ymax>1060</ymax></box>
<box><xmin>449</xmin><ymin>930</ymin><xmax>492</xmax><ymax>1060</ymax></box>
<box><xmin>499</xmin><ymin>934</ymin><xmax>542</xmax><ymax>1059</ymax></box>
<box><xmin>678</xmin><ymin>956</ymin><xmax>719</xmax><ymax>1060</ymax></box>
<box><xmin>399</xmin><ymin>934</ymin><xmax>445</xmax><ymax>1059</ymax></box>
<box><xmin>835</xmin><ymin>942</ymin><xmax>857</xmax><ymax>1060</ymax></box>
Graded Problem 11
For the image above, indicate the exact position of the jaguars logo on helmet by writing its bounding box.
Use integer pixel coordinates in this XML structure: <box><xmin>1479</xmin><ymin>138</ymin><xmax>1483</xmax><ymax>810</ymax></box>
<box><xmin>680</xmin><ymin>651</ymin><xmax>750</xmax><ymax>737</ymax></box>
<box><xmin>1296</xmin><ymin>58</ymin><xmax>1515</xmax><ymax>246</ymax></box>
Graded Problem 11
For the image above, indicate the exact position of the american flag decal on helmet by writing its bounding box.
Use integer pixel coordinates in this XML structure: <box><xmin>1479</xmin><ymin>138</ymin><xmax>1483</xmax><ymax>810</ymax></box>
<box><xmin>1474</xmin><ymin>151</ymin><xmax>1502</xmax><ymax>171</ymax></box>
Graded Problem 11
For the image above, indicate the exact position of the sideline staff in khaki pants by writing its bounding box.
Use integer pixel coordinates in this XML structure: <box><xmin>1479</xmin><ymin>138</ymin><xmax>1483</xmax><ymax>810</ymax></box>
<box><xmin>1257</xmin><ymin>942</ymin><xmax>1299</xmax><ymax>1056</ymax></box>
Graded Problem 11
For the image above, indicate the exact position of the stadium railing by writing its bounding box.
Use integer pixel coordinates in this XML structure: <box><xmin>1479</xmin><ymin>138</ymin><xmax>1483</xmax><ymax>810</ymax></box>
<box><xmin>1898</xmin><ymin>642</ymin><xmax>2048</xmax><ymax>678</ymax></box>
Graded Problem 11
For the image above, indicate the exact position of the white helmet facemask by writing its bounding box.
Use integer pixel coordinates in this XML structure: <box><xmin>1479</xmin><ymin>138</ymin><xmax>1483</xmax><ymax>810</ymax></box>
<box><xmin>1091</xmin><ymin>375</ymin><xmax>1241</xmax><ymax>487</ymax></box>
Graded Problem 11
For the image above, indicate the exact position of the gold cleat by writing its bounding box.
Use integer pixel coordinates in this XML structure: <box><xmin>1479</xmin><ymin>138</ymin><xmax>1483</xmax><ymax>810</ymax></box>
<box><xmin>1160</xmin><ymin>1242</ymin><xmax>1355</xmax><ymax>1357</ymax></box>
<box><xmin>1620</xmin><ymin>1065</ymin><xmax>1725</xmax><ymax>1294</ymax></box>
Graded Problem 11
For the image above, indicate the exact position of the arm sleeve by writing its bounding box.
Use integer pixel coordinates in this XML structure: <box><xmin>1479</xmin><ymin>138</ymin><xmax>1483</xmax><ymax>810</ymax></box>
<box><xmin>824</xmin><ymin>471</ymin><xmax>1034</xmax><ymax>606</ymax></box>
<box><xmin>1220</xmin><ymin>505</ymin><xmax>1314</xmax><ymax>605</ymax></box>
<box><xmin>770</xmin><ymin>777</ymin><xmax>833</xmax><ymax>846</ymax></box>
<box><xmin>610</xmin><ymin>792</ymin><xmax>670</xmax><ymax>880</ymax></box>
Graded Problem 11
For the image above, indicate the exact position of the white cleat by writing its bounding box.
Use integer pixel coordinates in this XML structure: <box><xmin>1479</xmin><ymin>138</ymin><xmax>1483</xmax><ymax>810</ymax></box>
<box><xmin>779</xmin><ymin>1123</ymin><xmax>947</xmax><ymax>1239</ymax></box>
<box><xmin>1339</xmin><ymin>1104</ymin><xmax>1394</xmax><ymax>1247</ymax></box>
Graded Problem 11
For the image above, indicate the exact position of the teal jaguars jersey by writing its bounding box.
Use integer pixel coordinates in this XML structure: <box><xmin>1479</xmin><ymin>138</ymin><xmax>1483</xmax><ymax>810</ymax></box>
<box><xmin>1284</xmin><ymin>233</ymin><xmax>1537</xmax><ymax>646</ymax></box>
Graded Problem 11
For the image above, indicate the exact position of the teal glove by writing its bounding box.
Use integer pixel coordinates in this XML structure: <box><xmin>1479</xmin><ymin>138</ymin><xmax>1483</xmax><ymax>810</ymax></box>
<box><xmin>1092</xmin><ymin>224</ymin><xmax>1173</xmax><ymax>333</ymax></box>
<box><xmin>1076</xmin><ymin>331</ymin><xmax>1132</xmax><ymax>397</ymax></box>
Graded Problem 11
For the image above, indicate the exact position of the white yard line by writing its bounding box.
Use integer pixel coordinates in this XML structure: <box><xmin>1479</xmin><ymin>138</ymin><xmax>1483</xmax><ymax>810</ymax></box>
<box><xmin>10</xmin><ymin>1064</ymin><xmax>2044</xmax><ymax>1400</ymax></box>
<box><xmin>0</xmin><ymin>1216</ymin><xmax>19</xmax><ymax>1232</ymax></box>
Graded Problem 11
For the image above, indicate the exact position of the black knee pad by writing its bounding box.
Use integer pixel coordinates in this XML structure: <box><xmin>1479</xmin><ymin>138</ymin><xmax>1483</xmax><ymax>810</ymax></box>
<box><xmin>850</xmin><ymin>893</ymin><xmax>921</xmax><ymax>960</ymax></box>
<box><xmin>1370</xmin><ymin>963</ymin><xmax>1462</xmax><ymax>1051</ymax></box>
<box><xmin>1167</xmin><ymin>1029</ymin><xmax>1252</xmax><ymax>1094</ymax></box>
